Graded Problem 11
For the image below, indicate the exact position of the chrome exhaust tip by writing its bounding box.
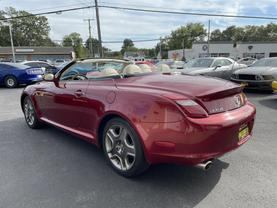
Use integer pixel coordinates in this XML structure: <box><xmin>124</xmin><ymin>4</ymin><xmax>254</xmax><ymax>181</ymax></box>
<box><xmin>195</xmin><ymin>160</ymin><xmax>213</xmax><ymax>171</ymax></box>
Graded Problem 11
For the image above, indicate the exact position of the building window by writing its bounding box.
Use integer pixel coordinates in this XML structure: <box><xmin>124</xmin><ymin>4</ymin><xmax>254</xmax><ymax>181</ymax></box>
<box><xmin>243</xmin><ymin>53</ymin><xmax>265</xmax><ymax>59</ymax></box>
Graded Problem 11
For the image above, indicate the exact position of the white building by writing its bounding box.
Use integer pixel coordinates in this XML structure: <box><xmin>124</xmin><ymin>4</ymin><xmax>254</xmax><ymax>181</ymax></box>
<box><xmin>168</xmin><ymin>41</ymin><xmax>277</xmax><ymax>61</ymax></box>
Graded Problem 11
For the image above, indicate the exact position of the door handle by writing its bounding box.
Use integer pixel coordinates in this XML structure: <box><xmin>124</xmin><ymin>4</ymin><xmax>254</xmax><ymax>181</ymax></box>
<box><xmin>74</xmin><ymin>90</ymin><xmax>84</xmax><ymax>97</ymax></box>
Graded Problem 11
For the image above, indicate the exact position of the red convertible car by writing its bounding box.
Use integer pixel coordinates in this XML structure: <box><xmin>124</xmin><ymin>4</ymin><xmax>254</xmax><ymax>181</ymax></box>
<box><xmin>21</xmin><ymin>59</ymin><xmax>256</xmax><ymax>177</ymax></box>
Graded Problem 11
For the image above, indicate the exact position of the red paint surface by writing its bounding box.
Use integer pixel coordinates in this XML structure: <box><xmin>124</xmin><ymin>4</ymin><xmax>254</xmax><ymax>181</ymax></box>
<box><xmin>22</xmin><ymin>71</ymin><xmax>256</xmax><ymax>166</ymax></box>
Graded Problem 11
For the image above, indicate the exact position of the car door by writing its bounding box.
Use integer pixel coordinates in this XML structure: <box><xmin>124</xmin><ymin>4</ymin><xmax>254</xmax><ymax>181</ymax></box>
<box><xmin>209</xmin><ymin>59</ymin><xmax>232</xmax><ymax>79</ymax></box>
<box><xmin>38</xmin><ymin>62</ymin><xmax>91</xmax><ymax>129</ymax></box>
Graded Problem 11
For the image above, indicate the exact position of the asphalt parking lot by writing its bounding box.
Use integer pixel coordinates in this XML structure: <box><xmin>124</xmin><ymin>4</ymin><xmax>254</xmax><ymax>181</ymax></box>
<box><xmin>0</xmin><ymin>87</ymin><xmax>276</xmax><ymax>208</ymax></box>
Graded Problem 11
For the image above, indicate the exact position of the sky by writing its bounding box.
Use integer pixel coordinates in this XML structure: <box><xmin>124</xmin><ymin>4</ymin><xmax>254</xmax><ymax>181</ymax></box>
<box><xmin>1</xmin><ymin>0</ymin><xmax>277</xmax><ymax>50</ymax></box>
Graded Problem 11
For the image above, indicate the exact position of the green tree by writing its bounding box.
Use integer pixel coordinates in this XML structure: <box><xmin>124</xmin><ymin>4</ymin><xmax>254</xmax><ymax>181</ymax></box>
<box><xmin>167</xmin><ymin>23</ymin><xmax>206</xmax><ymax>50</ymax></box>
<box><xmin>121</xmin><ymin>38</ymin><xmax>136</xmax><ymax>54</ymax></box>
<box><xmin>62</xmin><ymin>32</ymin><xmax>87</xmax><ymax>58</ymax></box>
<box><xmin>0</xmin><ymin>7</ymin><xmax>55</xmax><ymax>46</ymax></box>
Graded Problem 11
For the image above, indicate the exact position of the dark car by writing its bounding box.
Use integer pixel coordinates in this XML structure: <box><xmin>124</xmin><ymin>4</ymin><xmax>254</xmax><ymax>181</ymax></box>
<box><xmin>22</xmin><ymin>61</ymin><xmax>59</xmax><ymax>74</ymax></box>
<box><xmin>0</xmin><ymin>63</ymin><xmax>43</xmax><ymax>88</ymax></box>
<box><xmin>231</xmin><ymin>57</ymin><xmax>277</xmax><ymax>91</ymax></box>
<box><xmin>21</xmin><ymin>59</ymin><xmax>256</xmax><ymax>177</ymax></box>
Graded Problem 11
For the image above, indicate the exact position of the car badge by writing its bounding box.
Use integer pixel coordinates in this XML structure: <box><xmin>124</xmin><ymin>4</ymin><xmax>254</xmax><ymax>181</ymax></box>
<box><xmin>234</xmin><ymin>95</ymin><xmax>241</xmax><ymax>107</ymax></box>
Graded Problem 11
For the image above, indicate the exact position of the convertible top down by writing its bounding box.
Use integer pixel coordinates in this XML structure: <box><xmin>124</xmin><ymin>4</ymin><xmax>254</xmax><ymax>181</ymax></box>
<box><xmin>21</xmin><ymin>59</ymin><xmax>256</xmax><ymax>177</ymax></box>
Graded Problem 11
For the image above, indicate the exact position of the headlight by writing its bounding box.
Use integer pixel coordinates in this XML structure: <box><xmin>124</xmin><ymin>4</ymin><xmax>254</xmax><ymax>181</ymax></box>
<box><xmin>232</xmin><ymin>74</ymin><xmax>239</xmax><ymax>79</ymax></box>
<box><xmin>26</xmin><ymin>68</ymin><xmax>43</xmax><ymax>75</ymax></box>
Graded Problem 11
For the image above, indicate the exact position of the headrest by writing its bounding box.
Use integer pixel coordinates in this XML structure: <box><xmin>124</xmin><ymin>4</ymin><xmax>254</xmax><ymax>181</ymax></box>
<box><xmin>123</xmin><ymin>64</ymin><xmax>142</xmax><ymax>75</ymax></box>
<box><xmin>138</xmin><ymin>64</ymin><xmax>152</xmax><ymax>73</ymax></box>
<box><xmin>102</xmin><ymin>67</ymin><xmax>119</xmax><ymax>76</ymax></box>
<box><xmin>157</xmin><ymin>64</ymin><xmax>171</xmax><ymax>73</ymax></box>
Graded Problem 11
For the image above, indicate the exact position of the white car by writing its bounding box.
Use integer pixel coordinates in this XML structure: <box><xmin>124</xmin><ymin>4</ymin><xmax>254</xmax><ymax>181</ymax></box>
<box><xmin>182</xmin><ymin>57</ymin><xmax>247</xmax><ymax>80</ymax></box>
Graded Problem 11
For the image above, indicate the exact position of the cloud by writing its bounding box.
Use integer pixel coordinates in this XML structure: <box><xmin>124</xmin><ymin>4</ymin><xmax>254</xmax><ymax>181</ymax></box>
<box><xmin>2</xmin><ymin>0</ymin><xmax>277</xmax><ymax>50</ymax></box>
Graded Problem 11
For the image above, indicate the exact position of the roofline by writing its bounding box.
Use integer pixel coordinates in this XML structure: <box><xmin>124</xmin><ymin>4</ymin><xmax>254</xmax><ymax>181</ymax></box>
<box><xmin>194</xmin><ymin>41</ymin><xmax>277</xmax><ymax>44</ymax></box>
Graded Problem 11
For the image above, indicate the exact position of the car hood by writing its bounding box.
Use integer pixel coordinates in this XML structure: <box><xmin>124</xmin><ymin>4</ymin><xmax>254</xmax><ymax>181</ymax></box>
<box><xmin>234</xmin><ymin>66</ymin><xmax>277</xmax><ymax>75</ymax></box>
<box><xmin>115</xmin><ymin>73</ymin><xmax>240</xmax><ymax>99</ymax></box>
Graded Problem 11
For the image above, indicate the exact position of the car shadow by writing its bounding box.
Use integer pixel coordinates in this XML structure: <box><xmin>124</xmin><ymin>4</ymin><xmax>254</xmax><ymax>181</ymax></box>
<box><xmin>259</xmin><ymin>98</ymin><xmax>277</xmax><ymax>110</ymax></box>
<box><xmin>0</xmin><ymin>118</ymin><xmax>228</xmax><ymax>208</ymax></box>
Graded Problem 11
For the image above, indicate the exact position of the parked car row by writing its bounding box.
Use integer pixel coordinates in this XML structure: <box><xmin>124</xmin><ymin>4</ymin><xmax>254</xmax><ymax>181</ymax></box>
<box><xmin>151</xmin><ymin>57</ymin><xmax>277</xmax><ymax>92</ymax></box>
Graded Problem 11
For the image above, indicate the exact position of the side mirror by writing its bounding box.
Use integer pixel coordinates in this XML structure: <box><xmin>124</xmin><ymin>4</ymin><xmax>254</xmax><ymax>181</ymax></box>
<box><xmin>214</xmin><ymin>65</ymin><xmax>222</xmax><ymax>70</ymax></box>
<box><xmin>43</xmin><ymin>73</ymin><xmax>55</xmax><ymax>81</ymax></box>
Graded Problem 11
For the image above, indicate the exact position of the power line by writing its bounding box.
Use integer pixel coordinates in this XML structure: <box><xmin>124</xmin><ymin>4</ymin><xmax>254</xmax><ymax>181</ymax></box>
<box><xmin>98</xmin><ymin>5</ymin><xmax>277</xmax><ymax>21</ymax></box>
<box><xmin>0</xmin><ymin>5</ymin><xmax>95</xmax><ymax>21</ymax></box>
<box><xmin>1</xmin><ymin>3</ymin><xmax>277</xmax><ymax>22</ymax></box>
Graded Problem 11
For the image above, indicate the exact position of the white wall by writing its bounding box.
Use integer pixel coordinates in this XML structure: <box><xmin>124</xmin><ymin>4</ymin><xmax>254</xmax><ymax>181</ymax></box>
<box><xmin>168</xmin><ymin>42</ymin><xmax>277</xmax><ymax>60</ymax></box>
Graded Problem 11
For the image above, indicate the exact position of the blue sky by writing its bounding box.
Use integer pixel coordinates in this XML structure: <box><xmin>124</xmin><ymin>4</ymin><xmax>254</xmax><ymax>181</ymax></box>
<box><xmin>1</xmin><ymin>0</ymin><xmax>277</xmax><ymax>50</ymax></box>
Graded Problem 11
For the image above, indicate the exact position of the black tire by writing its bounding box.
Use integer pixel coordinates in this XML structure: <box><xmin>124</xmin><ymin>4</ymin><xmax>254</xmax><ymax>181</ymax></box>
<box><xmin>4</xmin><ymin>76</ymin><xmax>18</xmax><ymax>88</ymax></box>
<box><xmin>23</xmin><ymin>96</ymin><xmax>44</xmax><ymax>129</ymax></box>
<box><xmin>102</xmin><ymin>118</ymin><xmax>149</xmax><ymax>177</ymax></box>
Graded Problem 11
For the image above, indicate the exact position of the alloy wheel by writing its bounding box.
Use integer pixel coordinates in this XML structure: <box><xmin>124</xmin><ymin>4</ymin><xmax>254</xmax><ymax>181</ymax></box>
<box><xmin>105</xmin><ymin>125</ymin><xmax>136</xmax><ymax>171</ymax></box>
<box><xmin>7</xmin><ymin>78</ymin><xmax>15</xmax><ymax>87</ymax></box>
<box><xmin>24</xmin><ymin>99</ymin><xmax>35</xmax><ymax>126</ymax></box>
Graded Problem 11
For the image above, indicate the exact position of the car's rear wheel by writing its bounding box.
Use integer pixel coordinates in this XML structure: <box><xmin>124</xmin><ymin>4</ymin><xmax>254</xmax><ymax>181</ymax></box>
<box><xmin>103</xmin><ymin>118</ymin><xmax>149</xmax><ymax>177</ymax></box>
<box><xmin>4</xmin><ymin>76</ymin><xmax>18</xmax><ymax>88</ymax></box>
<box><xmin>23</xmin><ymin>96</ymin><xmax>43</xmax><ymax>129</ymax></box>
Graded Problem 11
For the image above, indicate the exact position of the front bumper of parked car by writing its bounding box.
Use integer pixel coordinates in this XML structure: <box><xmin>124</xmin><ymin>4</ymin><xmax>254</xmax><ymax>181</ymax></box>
<box><xmin>231</xmin><ymin>78</ymin><xmax>273</xmax><ymax>90</ymax></box>
<box><xmin>138</xmin><ymin>102</ymin><xmax>256</xmax><ymax>166</ymax></box>
<box><xmin>272</xmin><ymin>81</ymin><xmax>277</xmax><ymax>92</ymax></box>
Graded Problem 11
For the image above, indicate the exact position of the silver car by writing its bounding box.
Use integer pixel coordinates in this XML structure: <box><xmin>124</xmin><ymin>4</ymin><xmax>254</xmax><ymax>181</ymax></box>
<box><xmin>231</xmin><ymin>57</ymin><xmax>277</xmax><ymax>91</ymax></box>
<box><xmin>182</xmin><ymin>57</ymin><xmax>247</xmax><ymax>80</ymax></box>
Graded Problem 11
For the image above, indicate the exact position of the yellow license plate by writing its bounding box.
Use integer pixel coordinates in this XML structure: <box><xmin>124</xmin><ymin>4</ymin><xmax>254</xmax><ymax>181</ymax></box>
<box><xmin>238</xmin><ymin>126</ymin><xmax>249</xmax><ymax>141</ymax></box>
<box><xmin>240</xmin><ymin>82</ymin><xmax>248</xmax><ymax>87</ymax></box>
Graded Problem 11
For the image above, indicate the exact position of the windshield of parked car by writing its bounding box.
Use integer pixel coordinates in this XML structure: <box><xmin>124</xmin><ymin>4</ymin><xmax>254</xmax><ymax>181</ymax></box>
<box><xmin>251</xmin><ymin>58</ymin><xmax>277</xmax><ymax>67</ymax></box>
<box><xmin>185</xmin><ymin>58</ymin><xmax>214</xmax><ymax>68</ymax></box>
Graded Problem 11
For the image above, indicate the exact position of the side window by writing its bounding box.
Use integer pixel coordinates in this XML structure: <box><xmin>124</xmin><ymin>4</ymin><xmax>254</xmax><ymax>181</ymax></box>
<box><xmin>213</xmin><ymin>60</ymin><xmax>222</xmax><ymax>67</ymax></box>
<box><xmin>39</xmin><ymin>63</ymin><xmax>52</xmax><ymax>69</ymax></box>
<box><xmin>222</xmin><ymin>59</ymin><xmax>232</xmax><ymax>66</ymax></box>
<box><xmin>25</xmin><ymin>62</ymin><xmax>39</xmax><ymax>68</ymax></box>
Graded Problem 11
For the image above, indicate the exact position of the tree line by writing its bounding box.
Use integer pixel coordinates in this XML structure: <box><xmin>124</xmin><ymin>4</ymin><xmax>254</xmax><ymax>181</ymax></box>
<box><xmin>1</xmin><ymin>7</ymin><xmax>277</xmax><ymax>59</ymax></box>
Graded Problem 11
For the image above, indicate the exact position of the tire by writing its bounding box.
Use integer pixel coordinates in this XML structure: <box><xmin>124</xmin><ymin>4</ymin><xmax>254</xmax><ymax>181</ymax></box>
<box><xmin>4</xmin><ymin>76</ymin><xmax>18</xmax><ymax>88</ymax></box>
<box><xmin>102</xmin><ymin>118</ymin><xmax>149</xmax><ymax>177</ymax></box>
<box><xmin>23</xmin><ymin>96</ymin><xmax>43</xmax><ymax>129</ymax></box>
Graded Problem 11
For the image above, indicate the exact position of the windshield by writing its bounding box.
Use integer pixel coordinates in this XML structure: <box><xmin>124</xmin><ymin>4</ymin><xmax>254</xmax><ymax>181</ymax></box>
<box><xmin>251</xmin><ymin>58</ymin><xmax>277</xmax><ymax>67</ymax></box>
<box><xmin>185</xmin><ymin>58</ymin><xmax>213</xmax><ymax>68</ymax></box>
<box><xmin>60</xmin><ymin>60</ymin><xmax>153</xmax><ymax>81</ymax></box>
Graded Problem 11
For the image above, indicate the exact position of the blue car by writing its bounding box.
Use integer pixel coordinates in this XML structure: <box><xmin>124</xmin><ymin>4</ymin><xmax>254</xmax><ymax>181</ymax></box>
<box><xmin>0</xmin><ymin>63</ymin><xmax>43</xmax><ymax>88</ymax></box>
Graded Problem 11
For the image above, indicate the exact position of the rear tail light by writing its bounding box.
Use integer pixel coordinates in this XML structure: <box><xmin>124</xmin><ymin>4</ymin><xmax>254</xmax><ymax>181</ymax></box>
<box><xmin>175</xmin><ymin>99</ymin><xmax>208</xmax><ymax>118</ymax></box>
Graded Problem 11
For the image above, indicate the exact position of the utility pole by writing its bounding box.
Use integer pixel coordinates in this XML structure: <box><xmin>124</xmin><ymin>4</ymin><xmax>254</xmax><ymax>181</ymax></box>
<box><xmin>207</xmin><ymin>19</ymin><xmax>211</xmax><ymax>57</ymax></box>
<box><xmin>84</xmin><ymin>18</ymin><xmax>94</xmax><ymax>57</ymax></box>
<box><xmin>94</xmin><ymin>0</ymin><xmax>103</xmax><ymax>58</ymax></box>
<box><xmin>159</xmin><ymin>38</ymin><xmax>162</xmax><ymax>60</ymax></box>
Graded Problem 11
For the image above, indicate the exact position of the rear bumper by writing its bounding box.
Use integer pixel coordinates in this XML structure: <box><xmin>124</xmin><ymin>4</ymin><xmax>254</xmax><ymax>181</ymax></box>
<box><xmin>138</xmin><ymin>102</ymin><xmax>256</xmax><ymax>166</ymax></box>
<box><xmin>18</xmin><ymin>74</ymin><xmax>43</xmax><ymax>85</ymax></box>
<box><xmin>231</xmin><ymin>78</ymin><xmax>273</xmax><ymax>90</ymax></box>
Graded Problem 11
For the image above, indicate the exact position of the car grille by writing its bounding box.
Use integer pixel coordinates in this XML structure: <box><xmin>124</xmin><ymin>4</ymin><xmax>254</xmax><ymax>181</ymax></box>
<box><xmin>238</xmin><ymin>74</ymin><xmax>256</xmax><ymax>80</ymax></box>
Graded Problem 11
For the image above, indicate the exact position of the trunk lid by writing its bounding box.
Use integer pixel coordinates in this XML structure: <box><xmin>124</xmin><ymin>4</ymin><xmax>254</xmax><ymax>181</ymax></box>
<box><xmin>115</xmin><ymin>73</ymin><xmax>243</xmax><ymax>115</ymax></box>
